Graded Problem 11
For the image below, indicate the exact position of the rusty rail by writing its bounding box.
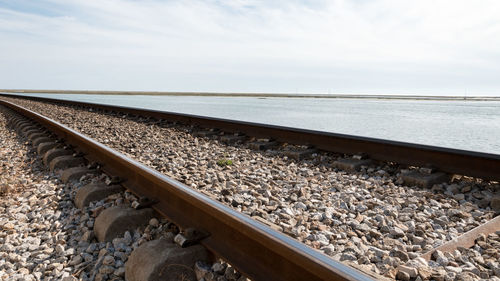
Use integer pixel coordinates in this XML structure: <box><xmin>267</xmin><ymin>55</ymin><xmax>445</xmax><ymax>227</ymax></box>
<box><xmin>1</xmin><ymin>92</ymin><xmax>500</xmax><ymax>182</ymax></box>
<box><xmin>0</xmin><ymin>100</ymin><xmax>374</xmax><ymax>281</ymax></box>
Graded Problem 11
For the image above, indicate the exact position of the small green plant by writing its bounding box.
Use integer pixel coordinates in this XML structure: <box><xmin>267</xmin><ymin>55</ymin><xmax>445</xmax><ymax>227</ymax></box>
<box><xmin>216</xmin><ymin>158</ymin><xmax>233</xmax><ymax>166</ymax></box>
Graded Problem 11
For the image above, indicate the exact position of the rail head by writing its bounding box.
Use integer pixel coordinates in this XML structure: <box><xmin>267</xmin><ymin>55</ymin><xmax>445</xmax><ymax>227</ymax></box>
<box><xmin>1</xmin><ymin>92</ymin><xmax>500</xmax><ymax>182</ymax></box>
<box><xmin>0</xmin><ymin>99</ymin><xmax>375</xmax><ymax>281</ymax></box>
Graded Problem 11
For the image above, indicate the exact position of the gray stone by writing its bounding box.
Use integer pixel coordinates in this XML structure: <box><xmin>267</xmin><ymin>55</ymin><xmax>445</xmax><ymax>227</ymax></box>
<box><xmin>396</xmin><ymin>270</ymin><xmax>410</xmax><ymax>281</ymax></box>
<box><xmin>390</xmin><ymin>227</ymin><xmax>405</xmax><ymax>238</ymax></box>
<box><xmin>69</xmin><ymin>255</ymin><xmax>83</xmax><ymax>266</ymax></box>
<box><xmin>114</xmin><ymin>267</ymin><xmax>125</xmax><ymax>277</ymax></box>
<box><xmin>398</xmin><ymin>265</ymin><xmax>418</xmax><ymax>278</ymax></box>
<box><xmin>393</xmin><ymin>250</ymin><xmax>409</xmax><ymax>262</ymax></box>
<box><xmin>194</xmin><ymin>261</ymin><xmax>211</xmax><ymax>280</ymax></box>
<box><xmin>102</xmin><ymin>256</ymin><xmax>115</xmax><ymax>266</ymax></box>
<box><xmin>340</xmin><ymin>252</ymin><xmax>357</xmax><ymax>261</ymax></box>
<box><xmin>212</xmin><ymin>262</ymin><xmax>227</xmax><ymax>274</ymax></box>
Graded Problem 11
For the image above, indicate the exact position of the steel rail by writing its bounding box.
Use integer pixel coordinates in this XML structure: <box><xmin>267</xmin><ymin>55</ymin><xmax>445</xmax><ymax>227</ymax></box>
<box><xmin>1</xmin><ymin>93</ymin><xmax>499</xmax><ymax>182</ymax></box>
<box><xmin>0</xmin><ymin>99</ymin><xmax>374</xmax><ymax>281</ymax></box>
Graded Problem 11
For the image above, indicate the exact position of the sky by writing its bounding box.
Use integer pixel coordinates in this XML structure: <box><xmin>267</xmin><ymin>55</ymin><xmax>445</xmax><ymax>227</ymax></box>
<box><xmin>0</xmin><ymin>0</ymin><xmax>499</xmax><ymax>96</ymax></box>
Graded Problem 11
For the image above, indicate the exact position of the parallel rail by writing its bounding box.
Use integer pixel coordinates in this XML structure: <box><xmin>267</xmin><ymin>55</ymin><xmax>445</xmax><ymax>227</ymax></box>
<box><xmin>1</xmin><ymin>93</ymin><xmax>500</xmax><ymax>182</ymax></box>
<box><xmin>0</xmin><ymin>100</ymin><xmax>374</xmax><ymax>281</ymax></box>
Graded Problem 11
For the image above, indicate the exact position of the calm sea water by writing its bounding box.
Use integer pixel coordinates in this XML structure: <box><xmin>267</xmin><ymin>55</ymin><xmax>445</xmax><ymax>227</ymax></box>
<box><xmin>14</xmin><ymin>93</ymin><xmax>500</xmax><ymax>155</ymax></box>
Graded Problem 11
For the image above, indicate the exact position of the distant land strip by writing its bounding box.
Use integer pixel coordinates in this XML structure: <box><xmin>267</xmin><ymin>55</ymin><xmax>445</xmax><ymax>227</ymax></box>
<box><xmin>1</xmin><ymin>89</ymin><xmax>500</xmax><ymax>101</ymax></box>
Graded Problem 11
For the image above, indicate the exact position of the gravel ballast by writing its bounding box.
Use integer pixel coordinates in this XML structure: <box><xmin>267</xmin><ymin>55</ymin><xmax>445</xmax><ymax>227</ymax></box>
<box><xmin>1</xmin><ymin>97</ymin><xmax>499</xmax><ymax>280</ymax></box>
<box><xmin>1</xmin><ymin>106</ymin><xmax>247</xmax><ymax>281</ymax></box>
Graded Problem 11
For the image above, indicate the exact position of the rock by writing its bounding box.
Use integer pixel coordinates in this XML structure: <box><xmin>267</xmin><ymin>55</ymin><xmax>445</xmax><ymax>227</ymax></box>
<box><xmin>99</xmin><ymin>265</ymin><xmax>115</xmax><ymax>274</ymax></box>
<box><xmin>194</xmin><ymin>261</ymin><xmax>212</xmax><ymax>280</ymax></box>
<box><xmin>393</xmin><ymin>250</ymin><xmax>409</xmax><ymax>262</ymax></box>
<box><xmin>418</xmin><ymin>267</ymin><xmax>432</xmax><ymax>280</ymax></box>
<box><xmin>390</xmin><ymin>227</ymin><xmax>405</xmax><ymax>238</ymax></box>
<box><xmin>491</xmin><ymin>196</ymin><xmax>500</xmax><ymax>211</ymax></box>
<box><xmin>55</xmin><ymin>244</ymin><xmax>65</xmax><ymax>254</ymax></box>
<box><xmin>224</xmin><ymin>266</ymin><xmax>241</xmax><ymax>280</ymax></box>
<box><xmin>398</xmin><ymin>265</ymin><xmax>418</xmax><ymax>278</ymax></box>
<box><xmin>114</xmin><ymin>266</ymin><xmax>126</xmax><ymax>277</ymax></box>
<box><xmin>321</xmin><ymin>244</ymin><xmax>335</xmax><ymax>256</ymax></box>
<box><xmin>432</xmin><ymin>268</ymin><xmax>447</xmax><ymax>281</ymax></box>
<box><xmin>456</xmin><ymin>272</ymin><xmax>478</xmax><ymax>281</ymax></box>
<box><xmin>445</xmin><ymin>272</ymin><xmax>456</xmax><ymax>281</ymax></box>
<box><xmin>437</xmin><ymin>256</ymin><xmax>449</xmax><ymax>266</ymax></box>
<box><xmin>212</xmin><ymin>262</ymin><xmax>227</xmax><ymax>274</ymax></box>
<box><xmin>69</xmin><ymin>255</ymin><xmax>83</xmax><ymax>266</ymax></box>
<box><xmin>432</xmin><ymin>250</ymin><xmax>445</xmax><ymax>261</ymax></box>
<box><xmin>103</xmin><ymin>255</ymin><xmax>115</xmax><ymax>265</ymax></box>
<box><xmin>81</xmin><ymin>230</ymin><xmax>94</xmax><ymax>243</ymax></box>
<box><xmin>444</xmin><ymin>266</ymin><xmax>462</xmax><ymax>274</ymax></box>
<box><xmin>149</xmin><ymin>218</ymin><xmax>159</xmax><ymax>227</ymax></box>
<box><xmin>294</xmin><ymin>202</ymin><xmax>307</xmax><ymax>210</ymax></box>
<box><xmin>396</xmin><ymin>270</ymin><xmax>410</xmax><ymax>281</ymax></box>
<box><xmin>340</xmin><ymin>252</ymin><xmax>357</xmax><ymax>261</ymax></box>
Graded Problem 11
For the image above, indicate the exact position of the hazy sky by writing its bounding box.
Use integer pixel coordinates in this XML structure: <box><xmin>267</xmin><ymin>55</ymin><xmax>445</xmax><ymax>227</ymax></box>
<box><xmin>1</xmin><ymin>0</ymin><xmax>499</xmax><ymax>95</ymax></box>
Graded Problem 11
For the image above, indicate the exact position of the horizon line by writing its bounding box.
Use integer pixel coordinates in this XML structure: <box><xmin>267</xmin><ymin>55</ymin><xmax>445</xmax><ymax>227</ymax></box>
<box><xmin>2</xmin><ymin>89</ymin><xmax>500</xmax><ymax>101</ymax></box>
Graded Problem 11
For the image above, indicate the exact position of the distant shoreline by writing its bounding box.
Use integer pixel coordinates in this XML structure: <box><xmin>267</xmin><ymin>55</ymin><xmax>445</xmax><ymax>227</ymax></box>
<box><xmin>1</xmin><ymin>89</ymin><xmax>500</xmax><ymax>101</ymax></box>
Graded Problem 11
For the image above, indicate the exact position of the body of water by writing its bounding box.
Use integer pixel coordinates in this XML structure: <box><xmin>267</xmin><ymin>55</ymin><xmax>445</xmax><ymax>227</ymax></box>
<box><xmin>12</xmin><ymin>93</ymin><xmax>500</xmax><ymax>155</ymax></box>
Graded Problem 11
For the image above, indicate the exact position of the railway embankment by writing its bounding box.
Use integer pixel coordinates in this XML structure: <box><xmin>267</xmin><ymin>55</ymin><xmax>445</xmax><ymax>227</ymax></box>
<box><xmin>1</xmin><ymin>96</ymin><xmax>499</xmax><ymax>280</ymax></box>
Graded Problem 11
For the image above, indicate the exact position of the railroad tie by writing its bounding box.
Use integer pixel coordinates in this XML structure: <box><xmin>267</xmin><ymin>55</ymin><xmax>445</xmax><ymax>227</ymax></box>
<box><xmin>37</xmin><ymin>141</ymin><xmax>58</xmax><ymax>155</ymax></box>
<box><xmin>193</xmin><ymin>129</ymin><xmax>218</xmax><ymax>138</ymax></box>
<box><xmin>94</xmin><ymin>206</ymin><xmax>154</xmax><ymax>242</ymax></box>
<box><xmin>284</xmin><ymin>147</ymin><xmax>318</xmax><ymax>160</ymax></box>
<box><xmin>49</xmin><ymin>155</ymin><xmax>85</xmax><ymax>172</ymax></box>
<box><xmin>17</xmin><ymin>124</ymin><xmax>38</xmax><ymax>134</ymax></box>
<box><xmin>27</xmin><ymin>131</ymin><xmax>47</xmax><ymax>141</ymax></box>
<box><xmin>43</xmin><ymin>147</ymin><xmax>73</xmax><ymax>166</ymax></box>
<box><xmin>220</xmin><ymin>134</ymin><xmax>247</xmax><ymax>145</ymax></box>
<box><xmin>60</xmin><ymin>166</ymin><xmax>98</xmax><ymax>183</ymax></box>
<box><xmin>125</xmin><ymin>238</ymin><xmax>211</xmax><ymax>281</ymax></box>
<box><xmin>74</xmin><ymin>183</ymin><xmax>124</xmax><ymax>209</ymax></box>
<box><xmin>32</xmin><ymin>136</ymin><xmax>53</xmax><ymax>147</ymax></box>
<box><xmin>21</xmin><ymin>127</ymin><xmax>41</xmax><ymax>137</ymax></box>
<box><xmin>401</xmin><ymin>170</ymin><xmax>450</xmax><ymax>189</ymax></box>
<box><xmin>248</xmin><ymin>139</ymin><xmax>278</xmax><ymax>150</ymax></box>
<box><xmin>333</xmin><ymin>155</ymin><xmax>372</xmax><ymax>172</ymax></box>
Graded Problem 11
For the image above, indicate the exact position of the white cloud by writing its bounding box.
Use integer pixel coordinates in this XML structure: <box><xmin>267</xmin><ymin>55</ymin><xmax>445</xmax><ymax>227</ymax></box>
<box><xmin>0</xmin><ymin>0</ymin><xmax>499</xmax><ymax>95</ymax></box>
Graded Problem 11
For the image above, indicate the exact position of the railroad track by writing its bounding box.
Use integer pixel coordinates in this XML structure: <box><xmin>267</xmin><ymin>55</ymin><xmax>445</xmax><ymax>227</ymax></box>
<box><xmin>0</xmin><ymin>94</ymin><xmax>499</xmax><ymax>281</ymax></box>
<box><xmin>0</xmin><ymin>99</ymin><xmax>374</xmax><ymax>281</ymax></box>
<box><xmin>2</xmin><ymin>93</ymin><xmax>500</xmax><ymax>182</ymax></box>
